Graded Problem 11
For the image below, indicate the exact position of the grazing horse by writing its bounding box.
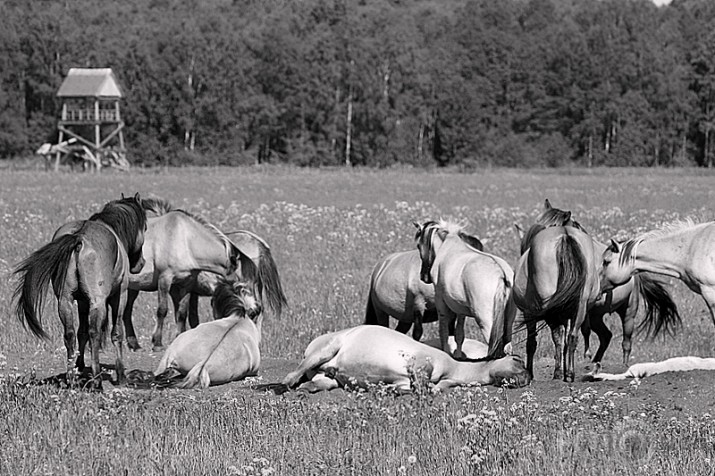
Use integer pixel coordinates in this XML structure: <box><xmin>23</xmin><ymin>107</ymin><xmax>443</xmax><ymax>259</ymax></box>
<box><xmin>154</xmin><ymin>279</ymin><xmax>262</xmax><ymax>388</ymax></box>
<box><xmin>414</xmin><ymin>220</ymin><xmax>513</xmax><ymax>360</ymax></box>
<box><xmin>280</xmin><ymin>326</ymin><xmax>530</xmax><ymax>393</ymax></box>
<box><xmin>585</xmin><ymin>356</ymin><xmax>715</xmax><ymax>382</ymax></box>
<box><xmin>601</xmin><ymin>219</ymin><xmax>715</xmax><ymax>330</ymax></box>
<box><xmin>122</xmin><ymin>197</ymin><xmax>286</xmax><ymax>351</ymax></box>
<box><xmin>513</xmin><ymin>224</ymin><xmax>602</xmax><ymax>382</ymax></box>
<box><xmin>13</xmin><ymin>194</ymin><xmax>147</xmax><ymax>389</ymax></box>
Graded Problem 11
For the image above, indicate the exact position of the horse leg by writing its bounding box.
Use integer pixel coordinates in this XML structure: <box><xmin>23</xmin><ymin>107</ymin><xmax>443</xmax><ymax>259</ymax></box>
<box><xmin>57</xmin><ymin>294</ymin><xmax>77</xmax><ymax>378</ymax></box>
<box><xmin>580</xmin><ymin>314</ymin><xmax>592</xmax><ymax>360</ymax></box>
<box><xmin>619</xmin><ymin>300</ymin><xmax>637</xmax><ymax>365</ymax></box>
<box><xmin>453</xmin><ymin>315</ymin><xmax>467</xmax><ymax>360</ymax></box>
<box><xmin>87</xmin><ymin>300</ymin><xmax>106</xmax><ymax>391</ymax></box>
<box><xmin>525</xmin><ymin>318</ymin><xmax>538</xmax><ymax>380</ymax></box>
<box><xmin>188</xmin><ymin>293</ymin><xmax>200</xmax><ymax>328</ymax></box>
<box><xmin>152</xmin><ymin>275</ymin><xmax>173</xmax><ymax>351</ymax></box>
<box><xmin>122</xmin><ymin>288</ymin><xmax>141</xmax><ymax>351</ymax></box>
<box><xmin>76</xmin><ymin>299</ymin><xmax>90</xmax><ymax>372</ymax></box>
<box><xmin>108</xmin><ymin>292</ymin><xmax>126</xmax><ymax>384</ymax></box>
<box><xmin>564</xmin><ymin>303</ymin><xmax>587</xmax><ymax>383</ymax></box>
<box><xmin>411</xmin><ymin>311</ymin><xmax>424</xmax><ymax>341</ymax></box>
<box><xmin>436</xmin><ymin>300</ymin><xmax>458</xmax><ymax>358</ymax></box>
<box><xmin>549</xmin><ymin>323</ymin><xmax>565</xmax><ymax>381</ymax></box>
<box><xmin>170</xmin><ymin>286</ymin><xmax>188</xmax><ymax>334</ymax></box>
<box><xmin>589</xmin><ymin>312</ymin><xmax>612</xmax><ymax>365</ymax></box>
<box><xmin>700</xmin><ymin>288</ymin><xmax>715</xmax><ymax>333</ymax></box>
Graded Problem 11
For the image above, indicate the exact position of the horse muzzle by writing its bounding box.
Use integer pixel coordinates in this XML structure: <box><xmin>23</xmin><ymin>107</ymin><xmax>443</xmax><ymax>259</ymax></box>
<box><xmin>130</xmin><ymin>255</ymin><xmax>146</xmax><ymax>274</ymax></box>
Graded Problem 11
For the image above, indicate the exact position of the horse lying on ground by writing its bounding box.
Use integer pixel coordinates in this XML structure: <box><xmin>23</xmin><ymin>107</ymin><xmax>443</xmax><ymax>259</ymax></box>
<box><xmin>153</xmin><ymin>279</ymin><xmax>262</xmax><ymax>388</ymax></box>
<box><xmin>277</xmin><ymin>326</ymin><xmax>530</xmax><ymax>393</ymax></box>
<box><xmin>584</xmin><ymin>356</ymin><xmax>715</xmax><ymax>382</ymax></box>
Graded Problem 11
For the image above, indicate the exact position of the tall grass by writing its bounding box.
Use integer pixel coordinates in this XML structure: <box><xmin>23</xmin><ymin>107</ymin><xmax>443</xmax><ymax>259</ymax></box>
<box><xmin>1</xmin><ymin>167</ymin><xmax>715</xmax><ymax>474</ymax></box>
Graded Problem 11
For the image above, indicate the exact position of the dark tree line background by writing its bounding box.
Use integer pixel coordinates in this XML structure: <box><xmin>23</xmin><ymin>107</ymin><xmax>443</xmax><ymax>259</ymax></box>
<box><xmin>2</xmin><ymin>0</ymin><xmax>715</xmax><ymax>167</ymax></box>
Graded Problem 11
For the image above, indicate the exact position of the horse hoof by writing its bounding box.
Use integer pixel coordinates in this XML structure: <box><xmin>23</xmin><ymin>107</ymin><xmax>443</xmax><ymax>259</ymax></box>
<box><xmin>151</xmin><ymin>345</ymin><xmax>164</xmax><ymax>353</ymax></box>
<box><xmin>127</xmin><ymin>338</ymin><xmax>141</xmax><ymax>351</ymax></box>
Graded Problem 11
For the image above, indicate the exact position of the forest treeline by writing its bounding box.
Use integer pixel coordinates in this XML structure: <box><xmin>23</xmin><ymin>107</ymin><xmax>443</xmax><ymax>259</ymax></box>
<box><xmin>2</xmin><ymin>0</ymin><xmax>715</xmax><ymax>167</ymax></box>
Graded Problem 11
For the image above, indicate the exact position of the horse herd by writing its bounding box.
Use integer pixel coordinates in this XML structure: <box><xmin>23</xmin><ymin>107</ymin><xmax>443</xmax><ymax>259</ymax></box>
<box><xmin>10</xmin><ymin>195</ymin><xmax>715</xmax><ymax>392</ymax></box>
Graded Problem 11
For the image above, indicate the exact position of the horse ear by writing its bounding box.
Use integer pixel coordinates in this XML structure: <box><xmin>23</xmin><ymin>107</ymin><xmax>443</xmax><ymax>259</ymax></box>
<box><xmin>513</xmin><ymin>223</ymin><xmax>524</xmax><ymax>240</ymax></box>
<box><xmin>544</xmin><ymin>199</ymin><xmax>552</xmax><ymax>210</ymax></box>
<box><xmin>608</xmin><ymin>239</ymin><xmax>621</xmax><ymax>253</ymax></box>
<box><xmin>412</xmin><ymin>221</ymin><xmax>421</xmax><ymax>230</ymax></box>
<box><xmin>563</xmin><ymin>211</ymin><xmax>572</xmax><ymax>224</ymax></box>
<box><xmin>121</xmin><ymin>192</ymin><xmax>126</xmax><ymax>199</ymax></box>
<box><xmin>134</xmin><ymin>192</ymin><xmax>141</xmax><ymax>202</ymax></box>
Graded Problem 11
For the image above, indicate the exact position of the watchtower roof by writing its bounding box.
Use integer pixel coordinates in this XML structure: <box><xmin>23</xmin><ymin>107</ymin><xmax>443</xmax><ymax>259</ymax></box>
<box><xmin>56</xmin><ymin>68</ymin><xmax>123</xmax><ymax>98</ymax></box>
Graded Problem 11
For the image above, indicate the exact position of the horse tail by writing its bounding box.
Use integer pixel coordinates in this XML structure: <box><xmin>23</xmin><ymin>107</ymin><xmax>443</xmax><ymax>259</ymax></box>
<box><xmin>486</xmin><ymin>274</ymin><xmax>510</xmax><ymax>360</ymax></box>
<box><xmin>13</xmin><ymin>234</ymin><xmax>82</xmax><ymax>339</ymax></box>
<box><xmin>634</xmin><ymin>274</ymin><xmax>681</xmax><ymax>338</ymax></box>
<box><xmin>179</xmin><ymin>360</ymin><xmax>212</xmax><ymax>389</ymax></box>
<box><xmin>364</xmin><ymin>284</ymin><xmax>379</xmax><ymax>326</ymax></box>
<box><xmin>255</xmin><ymin>243</ymin><xmax>288</xmax><ymax>318</ymax></box>
<box><xmin>538</xmin><ymin>234</ymin><xmax>587</xmax><ymax>322</ymax></box>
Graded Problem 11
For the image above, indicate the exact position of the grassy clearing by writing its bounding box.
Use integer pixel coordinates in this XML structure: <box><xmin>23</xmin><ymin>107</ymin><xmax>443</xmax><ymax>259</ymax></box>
<box><xmin>1</xmin><ymin>167</ymin><xmax>715</xmax><ymax>474</ymax></box>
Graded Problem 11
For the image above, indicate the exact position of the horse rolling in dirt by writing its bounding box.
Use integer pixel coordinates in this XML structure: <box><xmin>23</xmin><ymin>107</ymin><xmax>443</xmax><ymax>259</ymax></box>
<box><xmin>414</xmin><ymin>220</ymin><xmax>514</xmax><ymax>361</ymax></box>
<box><xmin>363</xmin><ymin>231</ymin><xmax>483</xmax><ymax>341</ymax></box>
<box><xmin>154</xmin><ymin>279</ymin><xmax>262</xmax><ymax>388</ymax></box>
<box><xmin>600</xmin><ymin>219</ymin><xmax>715</xmax><ymax>329</ymax></box>
<box><xmin>13</xmin><ymin>194</ymin><xmax>147</xmax><ymax>389</ymax></box>
<box><xmin>122</xmin><ymin>197</ymin><xmax>286</xmax><ymax>351</ymax></box>
<box><xmin>513</xmin><ymin>224</ymin><xmax>601</xmax><ymax>382</ymax></box>
<box><xmin>279</xmin><ymin>326</ymin><xmax>531</xmax><ymax>393</ymax></box>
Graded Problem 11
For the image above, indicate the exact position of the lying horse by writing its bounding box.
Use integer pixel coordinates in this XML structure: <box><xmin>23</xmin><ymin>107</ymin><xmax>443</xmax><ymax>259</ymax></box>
<box><xmin>585</xmin><ymin>356</ymin><xmax>715</xmax><ymax>382</ymax></box>
<box><xmin>154</xmin><ymin>279</ymin><xmax>262</xmax><ymax>388</ymax></box>
<box><xmin>280</xmin><ymin>326</ymin><xmax>530</xmax><ymax>393</ymax></box>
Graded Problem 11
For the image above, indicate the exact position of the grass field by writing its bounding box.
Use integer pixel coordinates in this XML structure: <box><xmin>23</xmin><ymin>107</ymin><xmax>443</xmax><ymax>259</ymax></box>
<box><xmin>1</xmin><ymin>167</ymin><xmax>715</xmax><ymax>475</ymax></box>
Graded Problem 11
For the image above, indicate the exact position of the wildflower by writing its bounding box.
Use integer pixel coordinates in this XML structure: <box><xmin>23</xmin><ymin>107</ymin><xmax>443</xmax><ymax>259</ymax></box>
<box><xmin>407</xmin><ymin>455</ymin><xmax>417</xmax><ymax>464</ymax></box>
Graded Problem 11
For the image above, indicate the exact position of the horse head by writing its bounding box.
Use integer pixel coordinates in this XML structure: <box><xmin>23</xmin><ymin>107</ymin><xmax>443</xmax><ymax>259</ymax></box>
<box><xmin>488</xmin><ymin>355</ymin><xmax>531</xmax><ymax>388</ymax></box>
<box><xmin>600</xmin><ymin>239</ymin><xmax>635</xmax><ymax>292</ymax></box>
<box><xmin>211</xmin><ymin>278</ymin><xmax>262</xmax><ymax>321</ymax></box>
<box><xmin>413</xmin><ymin>221</ymin><xmax>442</xmax><ymax>284</ymax></box>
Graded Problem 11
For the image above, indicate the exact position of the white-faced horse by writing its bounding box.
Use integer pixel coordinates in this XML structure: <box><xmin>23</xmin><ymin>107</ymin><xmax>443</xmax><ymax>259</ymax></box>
<box><xmin>601</xmin><ymin>219</ymin><xmax>715</xmax><ymax>330</ymax></box>
<box><xmin>513</xmin><ymin>224</ymin><xmax>602</xmax><ymax>382</ymax></box>
<box><xmin>280</xmin><ymin>326</ymin><xmax>530</xmax><ymax>393</ymax></box>
<box><xmin>154</xmin><ymin>279</ymin><xmax>262</xmax><ymax>388</ymax></box>
<box><xmin>414</xmin><ymin>220</ymin><xmax>514</xmax><ymax>360</ymax></box>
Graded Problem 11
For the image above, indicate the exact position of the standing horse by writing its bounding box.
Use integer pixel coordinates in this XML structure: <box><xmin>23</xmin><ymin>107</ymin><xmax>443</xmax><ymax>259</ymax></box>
<box><xmin>154</xmin><ymin>279</ymin><xmax>262</xmax><ymax>388</ymax></box>
<box><xmin>414</xmin><ymin>220</ymin><xmax>513</xmax><ymax>360</ymax></box>
<box><xmin>601</xmin><ymin>219</ymin><xmax>712</xmax><ymax>328</ymax></box>
<box><xmin>513</xmin><ymin>224</ymin><xmax>601</xmax><ymax>382</ymax></box>
<box><xmin>13</xmin><ymin>194</ymin><xmax>147</xmax><ymax>389</ymax></box>
<box><xmin>122</xmin><ymin>198</ymin><xmax>286</xmax><ymax>351</ymax></box>
<box><xmin>364</xmin><ymin>231</ymin><xmax>482</xmax><ymax>341</ymax></box>
<box><xmin>279</xmin><ymin>326</ymin><xmax>530</xmax><ymax>393</ymax></box>
<box><xmin>517</xmin><ymin>201</ymin><xmax>680</xmax><ymax>367</ymax></box>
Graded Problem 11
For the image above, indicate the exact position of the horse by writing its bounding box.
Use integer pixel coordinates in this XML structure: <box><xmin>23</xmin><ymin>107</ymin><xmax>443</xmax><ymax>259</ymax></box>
<box><xmin>601</xmin><ymin>219</ymin><xmax>715</xmax><ymax>331</ymax></box>
<box><xmin>13</xmin><ymin>194</ymin><xmax>147</xmax><ymax>389</ymax></box>
<box><xmin>516</xmin><ymin>201</ymin><xmax>680</xmax><ymax>367</ymax></box>
<box><xmin>584</xmin><ymin>356</ymin><xmax>715</xmax><ymax>382</ymax></box>
<box><xmin>153</xmin><ymin>279</ymin><xmax>262</xmax><ymax>388</ymax></box>
<box><xmin>278</xmin><ymin>325</ymin><xmax>530</xmax><ymax>393</ymax></box>
<box><xmin>119</xmin><ymin>197</ymin><xmax>284</xmax><ymax>351</ymax></box>
<box><xmin>414</xmin><ymin>220</ymin><xmax>513</xmax><ymax>360</ymax></box>
<box><xmin>512</xmin><ymin>224</ymin><xmax>602</xmax><ymax>382</ymax></box>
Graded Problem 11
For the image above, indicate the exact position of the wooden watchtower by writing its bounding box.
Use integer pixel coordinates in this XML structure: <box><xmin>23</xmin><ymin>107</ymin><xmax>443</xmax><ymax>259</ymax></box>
<box><xmin>53</xmin><ymin>68</ymin><xmax>126</xmax><ymax>171</ymax></box>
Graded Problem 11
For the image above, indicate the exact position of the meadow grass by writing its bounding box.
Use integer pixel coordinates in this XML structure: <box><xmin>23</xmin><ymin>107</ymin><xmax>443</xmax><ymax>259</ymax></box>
<box><xmin>1</xmin><ymin>167</ymin><xmax>715</xmax><ymax>474</ymax></box>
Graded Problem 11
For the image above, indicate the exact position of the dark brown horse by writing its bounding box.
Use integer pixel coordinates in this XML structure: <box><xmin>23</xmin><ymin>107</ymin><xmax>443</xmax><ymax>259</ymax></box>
<box><xmin>13</xmin><ymin>194</ymin><xmax>147</xmax><ymax>389</ymax></box>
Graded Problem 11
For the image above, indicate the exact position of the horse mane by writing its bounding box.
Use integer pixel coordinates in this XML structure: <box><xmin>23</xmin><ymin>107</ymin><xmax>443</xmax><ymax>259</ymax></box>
<box><xmin>140</xmin><ymin>196</ymin><xmax>174</xmax><ymax>216</ymax></box>
<box><xmin>89</xmin><ymin>196</ymin><xmax>146</xmax><ymax>250</ymax></box>
<box><xmin>211</xmin><ymin>280</ymin><xmax>249</xmax><ymax>318</ymax></box>
<box><xmin>174</xmin><ymin>209</ymin><xmax>235</xmax><ymax>256</ymax></box>
<box><xmin>536</xmin><ymin>205</ymin><xmax>588</xmax><ymax>234</ymax></box>
<box><xmin>618</xmin><ymin>218</ymin><xmax>701</xmax><ymax>266</ymax></box>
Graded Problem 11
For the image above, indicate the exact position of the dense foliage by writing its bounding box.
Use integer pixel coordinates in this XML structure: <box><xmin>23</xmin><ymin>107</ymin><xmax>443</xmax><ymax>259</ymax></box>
<box><xmin>2</xmin><ymin>0</ymin><xmax>715</xmax><ymax>167</ymax></box>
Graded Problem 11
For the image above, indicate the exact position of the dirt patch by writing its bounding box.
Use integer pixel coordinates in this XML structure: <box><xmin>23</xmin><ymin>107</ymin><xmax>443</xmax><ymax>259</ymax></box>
<box><xmin>4</xmin><ymin>349</ymin><xmax>715</xmax><ymax>416</ymax></box>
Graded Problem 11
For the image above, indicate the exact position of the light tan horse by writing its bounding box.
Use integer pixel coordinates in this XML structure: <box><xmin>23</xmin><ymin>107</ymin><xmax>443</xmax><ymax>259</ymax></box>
<box><xmin>414</xmin><ymin>220</ymin><xmax>514</xmax><ymax>360</ymax></box>
<box><xmin>280</xmin><ymin>325</ymin><xmax>530</xmax><ymax>393</ymax></box>
<box><xmin>601</xmin><ymin>219</ymin><xmax>715</xmax><ymax>329</ymax></box>
<box><xmin>154</xmin><ymin>279</ymin><xmax>262</xmax><ymax>388</ymax></box>
<box><xmin>586</xmin><ymin>356</ymin><xmax>715</xmax><ymax>381</ymax></box>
